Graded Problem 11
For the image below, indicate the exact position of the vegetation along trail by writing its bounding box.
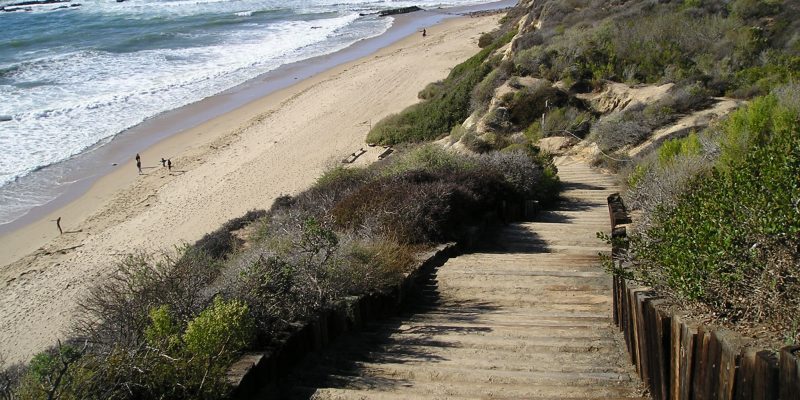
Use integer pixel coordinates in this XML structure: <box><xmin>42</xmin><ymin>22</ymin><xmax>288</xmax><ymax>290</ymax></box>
<box><xmin>274</xmin><ymin>157</ymin><xmax>646</xmax><ymax>399</ymax></box>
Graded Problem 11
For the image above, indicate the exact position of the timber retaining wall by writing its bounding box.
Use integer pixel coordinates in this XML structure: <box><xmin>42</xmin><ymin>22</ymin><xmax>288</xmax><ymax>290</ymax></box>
<box><xmin>607</xmin><ymin>193</ymin><xmax>800</xmax><ymax>400</ymax></box>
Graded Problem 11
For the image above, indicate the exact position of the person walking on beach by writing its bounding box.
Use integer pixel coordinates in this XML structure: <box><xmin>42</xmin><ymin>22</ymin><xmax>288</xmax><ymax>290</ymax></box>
<box><xmin>136</xmin><ymin>158</ymin><xmax>142</xmax><ymax>174</ymax></box>
<box><xmin>422</xmin><ymin>28</ymin><xmax>427</xmax><ymax>37</ymax></box>
<box><xmin>161</xmin><ymin>158</ymin><xmax>167</xmax><ymax>167</ymax></box>
<box><xmin>167</xmin><ymin>159</ymin><xmax>172</xmax><ymax>171</ymax></box>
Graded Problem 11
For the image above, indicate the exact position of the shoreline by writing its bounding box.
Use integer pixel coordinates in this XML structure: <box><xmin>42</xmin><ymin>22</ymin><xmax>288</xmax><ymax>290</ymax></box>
<box><xmin>0</xmin><ymin>0</ymin><xmax>514</xmax><ymax>239</ymax></box>
<box><xmin>0</xmin><ymin>9</ymin><xmax>504</xmax><ymax>366</ymax></box>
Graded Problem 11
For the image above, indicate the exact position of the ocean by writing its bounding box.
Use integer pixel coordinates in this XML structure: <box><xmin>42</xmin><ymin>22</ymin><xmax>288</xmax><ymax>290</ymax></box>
<box><xmin>0</xmin><ymin>0</ymin><xmax>499</xmax><ymax>228</ymax></box>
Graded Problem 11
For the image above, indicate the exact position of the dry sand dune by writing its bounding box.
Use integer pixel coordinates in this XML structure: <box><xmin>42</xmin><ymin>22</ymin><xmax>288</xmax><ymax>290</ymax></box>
<box><xmin>0</xmin><ymin>14</ymin><xmax>502</xmax><ymax>365</ymax></box>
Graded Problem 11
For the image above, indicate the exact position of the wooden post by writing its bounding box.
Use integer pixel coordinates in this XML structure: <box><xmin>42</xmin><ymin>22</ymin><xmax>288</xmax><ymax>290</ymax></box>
<box><xmin>713</xmin><ymin>330</ymin><xmax>744</xmax><ymax>400</ymax></box>
<box><xmin>779</xmin><ymin>346</ymin><xmax>800</xmax><ymax>400</ymax></box>
<box><xmin>652</xmin><ymin>301</ymin><xmax>672</xmax><ymax>400</ymax></box>
<box><xmin>677</xmin><ymin>320</ymin><xmax>699</xmax><ymax>400</ymax></box>
<box><xmin>753</xmin><ymin>350</ymin><xmax>779</xmax><ymax>400</ymax></box>
<box><xmin>736</xmin><ymin>349</ymin><xmax>757</xmax><ymax>400</ymax></box>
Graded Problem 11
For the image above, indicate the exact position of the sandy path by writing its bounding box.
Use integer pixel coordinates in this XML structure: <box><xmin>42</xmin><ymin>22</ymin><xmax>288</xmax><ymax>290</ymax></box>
<box><xmin>0</xmin><ymin>14</ymin><xmax>501</xmax><ymax>365</ymax></box>
<box><xmin>275</xmin><ymin>158</ymin><xmax>646</xmax><ymax>399</ymax></box>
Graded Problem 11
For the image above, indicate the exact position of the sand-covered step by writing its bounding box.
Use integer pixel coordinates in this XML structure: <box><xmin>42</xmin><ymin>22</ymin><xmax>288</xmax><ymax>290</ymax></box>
<box><xmin>429</xmin><ymin>287</ymin><xmax>612</xmax><ymax>303</ymax></box>
<box><xmin>436</xmin><ymin>267</ymin><xmax>607</xmax><ymax>276</ymax></box>
<box><xmin>303</xmin><ymin>346</ymin><xmax>633</xmax><ymax>372</ymax></box>
<box><xmin>494</xmin><ymin>234</ymin><xmax>608</xmax><ymax>247</ymax></box>
<box><xmin>363</xmin><ymin>320</ymin><xmax>618</xmax><ymax>341</ymax></box>
<box><xmin>297</xmin><ymin>364</ymin><xmax>634</xmax><ymax>388</ymax></box>
<box><xmin>436</xmin><ymin>267</ymin><xmax>608</xmax><ymax>277</ymax></box>
<box><xmin>293</xmin><ymin>355</ymin><xmax>636</xmax><ymax>381</ymax></box>
<box><xmin>343</xmin><ymin>330</ymin><xmax>620</xmax><ymax>352</ymax></box>
<box><xmin>450</xmin><ymin>253</ymin><xmax>602</xmax><ymax>266</ymax></box>
<box><xmin>396</xmin><ymin>307</ymin><xmax>613</xmax><ymax>321</ymax></box>
<box><xmin>301</xmin><ymin>379</ymin><xmax>642</xmax><ymax>399</ymax></box>
<box><xmin>434</xmin><ymin>269</ymin><xmax>610</xmax><ymax>280</ymax></box>
<box><xmin>482</xmin><ymin>244</ymin><xmax>610</xmax><ymax>255</ymax></box>
<box><xmin>306</xmin><ymin>390</ymin><xmax>648</xmax><ymax>400</ymax></box>
<box><xmin>300</xmin><ymin>338</ymin><xmax>632</xmax><ymax>367</ymax></box>
<box><xmin>381</xmin><ymin>313</ymin><xmax>615</xmax><ymax>329</ymax></box>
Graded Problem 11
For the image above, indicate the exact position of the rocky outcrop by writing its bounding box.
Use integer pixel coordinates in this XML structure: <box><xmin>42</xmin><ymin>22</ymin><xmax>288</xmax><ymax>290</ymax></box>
<box><xmin>576</xmin><ymin>82</ymin><xmax>674</xmax><ymax>114</ymax></box>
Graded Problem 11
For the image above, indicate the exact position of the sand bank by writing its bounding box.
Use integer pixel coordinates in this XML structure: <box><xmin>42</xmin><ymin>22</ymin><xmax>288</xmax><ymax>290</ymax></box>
<box><xmin>0</xmin><ymin>13</ymin><xmax>502</xmax><ymax>365</ymax></box>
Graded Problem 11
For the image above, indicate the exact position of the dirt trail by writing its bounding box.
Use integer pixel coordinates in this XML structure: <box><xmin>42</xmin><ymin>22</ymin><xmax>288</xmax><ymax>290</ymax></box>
<box><xmin>274</xmin><ymin>158</ymin><xmax>646</xmax><ymax>399</ymax></box>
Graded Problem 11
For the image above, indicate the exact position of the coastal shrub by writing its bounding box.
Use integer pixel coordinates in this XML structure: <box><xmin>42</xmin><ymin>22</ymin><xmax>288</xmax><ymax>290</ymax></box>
<box><xmin>504</xmin><ymin>81</ymin><xmax>567</xmax><ymax>128</ymax></box>
<box><xmin>333</xmin><ymin>168</ymin><xmax>513</xmax><ymax>243</ymax></box>
<box><xmin>367</xmin><ymin>28</ymin><xmax>517</xmax><ymax>144</ymax></box>
<box><xmin>383</xmin><ymin>144</ymin><xmax>477</xmax><ymax>176</ymax></box>
<box><xmin>589</xmin><ymin>83</ymin><xmax>711</xmax><ymax>152</ymax></box>
<box><xmin>513</xmin><ymin>46</ymin><xmax>550</xmax><ymax>77</ymax></box>
<box><xmin>716</xmin><ymin>94</ymin><xmax>787</xmax><ymax>171</ymax></box>
<box><xmin>470</xmin><ymin>69</ymin><xmax>508</xmax><ymax>114</ymax></box>
<box><xmin>478</xmin><ymin>31</ymin><xmax>497</xmax><ymax>48</ymax></box>
<box><xmin>460</xmin><ymin>131</ymin><xmax>494</xmax><ymax>153</ymax></box>
<box><xmin>728</xmin><ymin>0</ymin><xmax>782</xmax><ymax>19</ymax></box>
<box><xmin>193</xmin><ymin>230</ymin><xmax>241</xmax><ymax>260</ymax></box>
<box><xmin>519</xmin><ymin>0</ymin><xmax>797</xmax><ymax>93</ymax></box>
<box><xmin>339</xmin><ymin>240</ymin><xmax>417</xmax><ymax>294</ymax></box>
<box><xmin>0</xmin><ymin>355</ymin><xmax>24</xmax><ymax>400</ymax></box>
<box><xmin>191</xmin><ymin>209</ymin><xmax>266</xmax><ymax>260</ymax></box>
<box><xmin>329</xmin><ymin>147</ymin><xmax>557</xmax><ymax>243</ymax></box>
<box><xmin>74</xmin><ymin>248</ymin><xmax>221</xmax><ymax>349</ymax></box>
<box><xmin>418</xmin><ymin>81</ymin><xmax>445</xmax><ymax>100</ymax></box>
<box><xmin>589</xmin><ymin>115</ymin><xmax>651</xmax><ymax>152</ymax></box>
<box><xmin>657</xmin><ymin>132</ymin><xmax>702</xmax><ymax>166</ymax></box>
<box><xmin>626</xmin><ymin>91</ymin><xmax>800</xmax><ymax>331</ymax></box>
<box><xmin>233</xmin><ymin>218</ymin><xmax>350</xmax><ymax>332</ymax></box>
<box><xmin>525</xmin><ymin>105</ymin><xmax>593</xmax><ymax>138</ymax></box>
<box><xmin>182</xmin><ymin>297</ymin><xmax>253</xmax><ymax>362</ymax></box>
<box><xmin>91</xmin><ymin>299</ymin><xmax>253</xmax><ymax>400</ymax></box>
<box><xmin>221</xmin><ymin>209</ymin><xmax>267</xmax><ymax>232</ymax></box>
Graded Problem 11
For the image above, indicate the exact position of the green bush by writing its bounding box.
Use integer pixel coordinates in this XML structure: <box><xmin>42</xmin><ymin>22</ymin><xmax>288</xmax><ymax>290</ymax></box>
<box><xmin>478</xmin><ymin>31</ymin><xmax>497</xmax><ymax>48</ymax></box>
<box><xmin>504</xmin><ymin>81</ymin><xmax>567</xmax><ymax>127</ymax></box>
<box><xmin>526</xmin><ymin>105</ymin><xmax>593</xmax><ymax>138</ymax></box>
<box><xmin>182</xmin><ymin>297</ymin><xmax>253</xmax><ymax>361</ymax></box>
<box><xmin>367</xmin><ymin>29</ymin><xmax>517</xmax><ymax>144</ymax></box>
<box><xmin>657</xmin><ymin>131</ymin><xmax>702</xmax><ymax>166</ymax></box>
<box><xmin>74</xmin><ymin>247</ymin><xmax>221</xmax><ymax>349</ymax></box>
<box><xmin>382</xmin><ymin>144</ymin><xmax>477</xmax><ymax>176</ymax></box>
<box><xmin>470</xmin><ymin>68</ymin><xmax>508</xmax><ymax>114</ymax></box>
<box><xmin>629</xmin><ymin>93</ymin><xmax>800</xmax><ymax>328</ymax></box>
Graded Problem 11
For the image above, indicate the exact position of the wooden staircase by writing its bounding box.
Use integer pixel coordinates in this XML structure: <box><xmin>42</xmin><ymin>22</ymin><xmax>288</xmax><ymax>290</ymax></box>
<box><xmin>273</xmin><ymin>158</ymin><xmax>646</xmax><ymax>399</ymax></box>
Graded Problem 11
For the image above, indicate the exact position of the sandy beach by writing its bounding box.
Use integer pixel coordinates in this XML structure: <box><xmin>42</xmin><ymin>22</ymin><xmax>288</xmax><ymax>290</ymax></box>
<box><xmin>0</xmin><ymin>13</ymin><xmax>501</xmax><ymax>365</ymax></box>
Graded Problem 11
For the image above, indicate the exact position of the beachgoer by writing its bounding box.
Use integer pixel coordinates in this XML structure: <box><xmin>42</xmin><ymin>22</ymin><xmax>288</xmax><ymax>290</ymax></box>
<box><xmin>161</xmin><ymin>158</ymin><xmax>167</xmax><ymax>167</ymax></box>
<box><xmin>422</xmin><ymin>28</ymin><xmax>426</xmax><ymax>37</ymax></box>
<box><xmin>136</xmin><ymin>159</ymin><xmax>142</xmax><ymax>174</ymax></box>
<box><xmin>55</xmin><ymin>217</ymin><xmax>62</xmax><ymax>235</ymax></box>
<box><xmin>135</xmin><ymin>153</ymin><xmax>140</xmax><ymax>163</ymax></box>
<box><xmin>167</xmin><ymin>159</ymin><xmax>172</xmax><ymax>171</ymax></box>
